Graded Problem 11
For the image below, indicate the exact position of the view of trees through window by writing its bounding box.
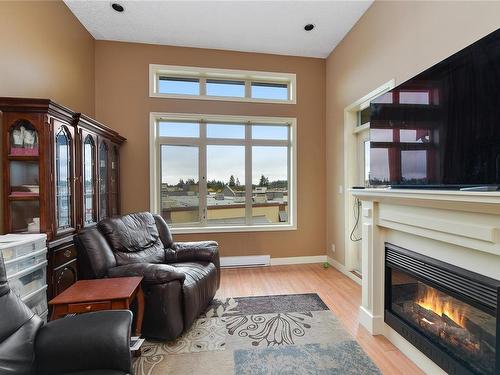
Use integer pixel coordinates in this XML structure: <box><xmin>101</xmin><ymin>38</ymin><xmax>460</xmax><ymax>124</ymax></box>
<box><xmin>156</xmin><ymin>119</ymin><xmax>292</xmax><ymax>228</ymax></box>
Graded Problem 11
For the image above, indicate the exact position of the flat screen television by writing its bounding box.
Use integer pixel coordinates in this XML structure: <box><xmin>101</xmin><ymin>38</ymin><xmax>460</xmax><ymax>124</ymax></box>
<box><xmin>369</xmin><ymin>28</ymin><xmax>500</xmax><ymax>189</ymax></box>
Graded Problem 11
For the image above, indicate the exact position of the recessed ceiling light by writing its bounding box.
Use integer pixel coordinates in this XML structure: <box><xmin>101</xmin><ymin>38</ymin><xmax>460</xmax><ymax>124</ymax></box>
<box><xmin>111</xmin><ymin>3</ymin><xmax>124</xmax><ymax>12</ymax></box>
<box><xmin>304</xmin><ymin>24</ymin><xmax>315</xmax><ymax>32</ymax></box>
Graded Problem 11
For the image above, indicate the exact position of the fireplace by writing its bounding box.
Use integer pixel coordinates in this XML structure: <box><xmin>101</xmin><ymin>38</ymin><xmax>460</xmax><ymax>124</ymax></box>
<box><xmin>385</xmin><ymin>243</ymin><xmax>500</xmax><ymax>375</ymax></box>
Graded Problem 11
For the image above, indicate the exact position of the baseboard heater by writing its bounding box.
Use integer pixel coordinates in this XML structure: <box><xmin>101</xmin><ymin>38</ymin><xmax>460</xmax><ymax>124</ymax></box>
<box><xmin>220</xmin><ymin>255</ymin><xmax>271</xmax><ymax>268</ymax></box>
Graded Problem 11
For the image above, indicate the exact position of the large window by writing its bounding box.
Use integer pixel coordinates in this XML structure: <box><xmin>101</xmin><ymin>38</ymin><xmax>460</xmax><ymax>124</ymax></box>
<box><xmin>149</xmin><ymin>65</ymin><xmax>296</xmax><ymax>104</ymax></box>
<box><xmin>150</xmin><ymin>113</ymin><xmax>296</xmax><ymax>233</ymax></box>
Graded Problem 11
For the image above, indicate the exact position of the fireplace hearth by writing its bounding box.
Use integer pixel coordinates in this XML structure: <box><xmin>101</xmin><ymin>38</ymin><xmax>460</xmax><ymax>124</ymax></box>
<box><xmin>385</xmin><ymin>243</ymin><xmax>500</xmax><ymax>375</ymax></box>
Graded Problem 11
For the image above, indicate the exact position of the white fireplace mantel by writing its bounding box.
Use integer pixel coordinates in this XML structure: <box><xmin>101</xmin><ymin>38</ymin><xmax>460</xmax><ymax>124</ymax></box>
<box><xmin>350</xmin><ymin>188</ymin><xmax>500</xmax><ymax>374</ymax></box>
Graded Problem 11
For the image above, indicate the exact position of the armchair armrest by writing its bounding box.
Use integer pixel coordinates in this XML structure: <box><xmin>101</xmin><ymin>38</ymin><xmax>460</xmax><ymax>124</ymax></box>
<box><xmin>35</xmin><ymin>310</ymin><xmax>132</xmax><ymax>375</ymax></box>
<box><xmin>108</xmin><ymin>263</ymin><xmax>186</xmax><ymax>284</ymax></box>
<box><xmin>168</xmin><ymin>241</ymin><xmax>220</xmax><ymax>267</ymax></box>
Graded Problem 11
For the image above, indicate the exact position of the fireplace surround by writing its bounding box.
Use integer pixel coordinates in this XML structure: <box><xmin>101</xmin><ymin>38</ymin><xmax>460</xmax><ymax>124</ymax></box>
<box><xmin>385</xmin><ymin>243</ymin><xmax>500</xmax><ymax>375</ymax></box>
<box><xmin>349</xmin><ymin>188</ymin><xmax>500</xmax><ymax>374</ymax></box>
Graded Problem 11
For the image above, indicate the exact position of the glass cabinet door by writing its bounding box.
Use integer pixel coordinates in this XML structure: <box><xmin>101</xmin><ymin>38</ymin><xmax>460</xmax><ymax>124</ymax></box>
<box><xmin>83</xmin><ymin>135</ymin><xmax>96</xmax><ymax>225</ymax></box>
<box><xmin>99</xmin><ymin>141</ymin><xmax>109</xmax><ymax>219</ymax></box>
<box><xmin>110</xmin><ymin>145</ymin><xmax>119</xmax><ymax>216</ymax></box>
<box><xmin>7</xmin><ymin>119</ymin><xmax>41</xmax><ymax>233</ymax></box>
<box><xmin>55</xmin><ymin>127</ymin><xmax>72</xmax><ymax>231</ymax></box>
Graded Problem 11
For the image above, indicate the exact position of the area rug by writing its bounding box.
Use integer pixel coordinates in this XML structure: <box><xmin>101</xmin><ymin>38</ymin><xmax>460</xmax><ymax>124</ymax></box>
<box><xmin>133</xmin><ymin>293</ymin><xmax>381</xmax><ymax>375</ymax></box>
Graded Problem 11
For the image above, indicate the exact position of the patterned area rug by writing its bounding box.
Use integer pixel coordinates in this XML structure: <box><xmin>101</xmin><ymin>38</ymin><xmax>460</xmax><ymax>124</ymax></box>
<box><xmin>133</xmin><ymin>293</ymin><xmax>381</xmax><ymax>375</ymax></box>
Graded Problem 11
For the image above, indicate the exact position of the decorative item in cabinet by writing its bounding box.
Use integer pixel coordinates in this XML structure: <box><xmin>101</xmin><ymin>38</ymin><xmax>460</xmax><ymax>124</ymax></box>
<box><xmin>9</xmin><ymin>119</ymin><xmax>39</xmax><ymax>156</ymax></box>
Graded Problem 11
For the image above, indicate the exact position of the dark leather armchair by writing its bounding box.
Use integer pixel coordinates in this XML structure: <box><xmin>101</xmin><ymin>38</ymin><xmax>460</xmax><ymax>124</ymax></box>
<box><xmin>75</xmin><ymin>212</ymin><xmax>220</xmax><ymax>341</ymax></box>
<box><xmin>0</xmin><ymin>254</ymin><xmax>132</xmax><ymax>375</ymax></box>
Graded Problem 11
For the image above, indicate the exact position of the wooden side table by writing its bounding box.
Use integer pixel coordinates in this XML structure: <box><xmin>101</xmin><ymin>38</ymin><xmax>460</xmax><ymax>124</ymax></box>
<box><xmin>48</xmin><ymin>276</ymin><xmax>144</xmax><ymax>336</ymax></box>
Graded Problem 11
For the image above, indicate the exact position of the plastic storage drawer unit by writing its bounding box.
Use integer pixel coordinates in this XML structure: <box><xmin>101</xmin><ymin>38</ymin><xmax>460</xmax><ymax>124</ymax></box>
<box><xmin>8</xmin><ymin>261</ymin><xmax>48</xmax><ymax>300</ymax></box>
<box><xmin>22</xmin><ymin>285</ymin><xmax>48</xmax><ymax>316</ymax></box>
<box><xmin>3</xmin><ymin>248</ymin><xmax>47</xmax><ymax>276</ymax></box>
<box><xmin>0</xmin><ymin>234</ymin><xmax>47</xmax><ymax>262</ymax></box>
<box><xmin>39</xmin><ymin>310</ymin><xmax>48</xmax><ymax>323</ymax></box>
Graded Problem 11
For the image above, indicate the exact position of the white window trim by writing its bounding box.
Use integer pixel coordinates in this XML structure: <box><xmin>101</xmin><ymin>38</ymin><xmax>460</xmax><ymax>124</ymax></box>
<box><xmin>343</xmin><ymin>79</ymin><xmax>396</xmax><ymax>273</ymax></box>
<box><xmin>149</xmin><ymin>64</ymin><xmax>297</xmax><ymax>104</ymax></box>
<box><xmin>149</xmin><ymin>112</ymin><xmax>297</xmax><ymax>234</ymax></box>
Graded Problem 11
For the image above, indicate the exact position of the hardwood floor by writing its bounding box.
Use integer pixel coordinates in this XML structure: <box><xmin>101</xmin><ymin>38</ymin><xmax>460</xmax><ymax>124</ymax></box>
<box><xmin>217</xmin><ymin>263</ymin><xmax>424</xmax><ymax>375</ymax></box>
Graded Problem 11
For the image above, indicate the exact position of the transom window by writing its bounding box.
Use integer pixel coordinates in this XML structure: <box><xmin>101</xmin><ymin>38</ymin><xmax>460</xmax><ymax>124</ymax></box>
<box><xmin>150</xmin><ymin>113</ymin><xmax>297</xmax><ymax>233</ymax></box>
<box><xmin>149</xmin><ymin>64</ymin><xmax>296</xmax><ymax>104</ymax></box>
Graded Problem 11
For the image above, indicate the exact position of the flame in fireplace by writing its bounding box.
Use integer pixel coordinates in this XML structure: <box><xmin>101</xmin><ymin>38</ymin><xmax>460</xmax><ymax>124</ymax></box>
<box><xmin>417</xmin><ymin>287</ymin><xmax>466</xmax><ymax>327</ymax></box>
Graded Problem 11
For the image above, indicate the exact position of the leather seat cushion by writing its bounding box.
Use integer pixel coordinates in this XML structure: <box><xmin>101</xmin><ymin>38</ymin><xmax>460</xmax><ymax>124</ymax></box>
<box><xmin>170</xmin><ymin>262</ymin><xmax>218</xmax><ymax>328</ymax></box>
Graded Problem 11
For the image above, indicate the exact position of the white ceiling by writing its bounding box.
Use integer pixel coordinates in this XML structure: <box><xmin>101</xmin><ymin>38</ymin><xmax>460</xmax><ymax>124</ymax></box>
<box><xmin>64</xmin><ymin>0</ymin><xmax>373</xmax><ymax>58</ymax></box>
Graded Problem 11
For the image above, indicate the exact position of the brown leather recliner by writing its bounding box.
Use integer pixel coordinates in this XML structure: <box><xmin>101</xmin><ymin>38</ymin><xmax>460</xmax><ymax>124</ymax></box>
<box><xmin>74</xmin><ymin>212</ymin><xmax>220</xmax><ymax>341</ymax></box>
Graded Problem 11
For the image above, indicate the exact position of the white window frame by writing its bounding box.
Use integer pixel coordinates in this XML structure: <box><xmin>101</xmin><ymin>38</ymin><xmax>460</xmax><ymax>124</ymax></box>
<box><xmin>343</xmin><ymin>79</ymin><xmax>395</xmax><ymax>277</ymax></box>
<box><xmin>150</xmin><ymin>112</ymin><xmax>297</xmax><ymax>234</ymax></box>
<box><xmin>149</xmin><ymin>64</ymin><xmax>296</xmax><ymax>104</ymax></box>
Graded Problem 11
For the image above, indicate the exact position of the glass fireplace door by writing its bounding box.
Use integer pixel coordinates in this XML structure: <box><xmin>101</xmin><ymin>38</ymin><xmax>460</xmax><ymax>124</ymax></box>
<box><xmin>385</xmin><ymin>243</ymin><xmax>500</xmax><ymax>375</ymax></box>
<box><xmin>389</xmin><ymin>267</ymin><xmax>496</xmax><ymax>375</ymax></box>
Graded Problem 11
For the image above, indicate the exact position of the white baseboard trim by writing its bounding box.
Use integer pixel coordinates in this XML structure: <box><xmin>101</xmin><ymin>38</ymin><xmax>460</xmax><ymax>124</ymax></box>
<box><xmin>270</xmin><ymin>255</ymin><xmax>327</xmax><ymax>266</ymax></box>
<box><xmin>327</xmin><ymin>256</ymin><xmax>362</xmax><ymax>285</ymax></box>
<box><xmin>359</xmin><ymin>306</ymin><xmax>384</xmax><ymax>335</ymax></box>
<box><xmin>220</xmin><ymin>255</ymin><xmax>328</xmax><ymax>268</ymax></box>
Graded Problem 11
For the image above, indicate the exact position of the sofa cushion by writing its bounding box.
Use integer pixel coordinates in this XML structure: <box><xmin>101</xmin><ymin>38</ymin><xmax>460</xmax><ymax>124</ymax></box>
<box><xmin>98</xmin><ymin>212</ymin><xmax>165</xmax><ymax>265</ymax></box>
<box><xmin>169</xmin><ymin>262</ymin><xmax>218</xmax><ymax>328</ymax></box>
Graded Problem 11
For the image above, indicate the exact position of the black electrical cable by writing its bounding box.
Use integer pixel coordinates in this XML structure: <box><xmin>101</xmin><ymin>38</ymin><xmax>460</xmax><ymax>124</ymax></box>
<box><xmin>349</xmin><ymin>197</ymin><xmax>362</xmax><ymax>242</ymax></box>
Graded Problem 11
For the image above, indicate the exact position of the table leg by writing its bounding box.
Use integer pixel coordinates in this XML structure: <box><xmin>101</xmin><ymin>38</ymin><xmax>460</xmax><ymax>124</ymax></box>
<box><xmin>135</xmin><ymin>287</ymin><xmax>145</xmax><ymax>336</ymax></box>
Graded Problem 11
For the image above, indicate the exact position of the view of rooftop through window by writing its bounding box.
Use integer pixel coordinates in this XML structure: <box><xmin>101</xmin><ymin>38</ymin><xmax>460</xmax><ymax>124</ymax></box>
<box><xmin>154</xmin><ymin>118</ymin><xmax>293</xmax><ymax>228</ymax></box>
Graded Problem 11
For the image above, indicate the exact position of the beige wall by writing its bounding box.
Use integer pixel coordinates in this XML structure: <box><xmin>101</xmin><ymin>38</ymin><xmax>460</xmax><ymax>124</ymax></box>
<box><xmin>0</xmin><ymin>1</ymin><xmax>95</xmax><ymax>114</ymax></box>
<box><xmin>325</xmin><ymin>1</ymin><xmax>500</xmax><ymax>265</ymax></box>
<box><xmin>94</xmin><ymin>41</ymin><xmax>326</xmax><ymax>258</ymax></box>
<box><xmin>0</xmin><ymin>1</ymin><xmax>95</xmax><ymax>233</ymax></box>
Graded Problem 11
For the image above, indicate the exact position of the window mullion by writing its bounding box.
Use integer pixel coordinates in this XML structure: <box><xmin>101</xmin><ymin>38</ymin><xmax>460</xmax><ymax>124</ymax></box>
<box><xmin>245</xmin><ymin>122</ymin><xmax>252</xmax><ymax>225</ymax></box>
<box><xmin>244</xmin><ymin>80</ymin><xmax>251</xmax><ymax>99</ymax></box>
<box><xmin>200</xmin><ymin>78</ymin><xmax>207</xmax><ymax>96</ymax></box>
<box><xmin>156</xmin><ymin>140</ymin><xmax>162</xmax><ymax>215</ymax></box>
<box><xmin>199</xmin><ymin>121</ymin><xmax>208</xmax><ymax>225</ymax></box>
<box><xmin>287</xmin><ymin>126</ymin><xmax>292</xmax><ymax>226</ymax></box>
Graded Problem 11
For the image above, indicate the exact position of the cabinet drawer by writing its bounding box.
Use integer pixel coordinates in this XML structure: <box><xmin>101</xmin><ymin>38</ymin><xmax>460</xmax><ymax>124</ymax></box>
<box><xmin>53</xmin><ymin>244</ymin><xmax>77</xmax><ymax>268</ymax></box>
<box><xmin>67</xmin><ymin>301</ymin><xmax>111</xmax><ymax>314</ymax></box>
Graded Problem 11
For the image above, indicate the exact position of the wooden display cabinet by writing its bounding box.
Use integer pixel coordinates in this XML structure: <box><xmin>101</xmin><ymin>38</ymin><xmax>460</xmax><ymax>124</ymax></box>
<box><xmin>0</xmin><ymin>98</ymin><xmax>126</xmax><ymax>299</ymax></box>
